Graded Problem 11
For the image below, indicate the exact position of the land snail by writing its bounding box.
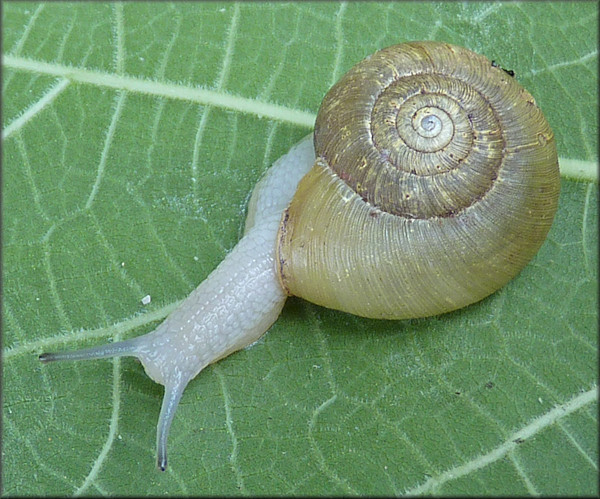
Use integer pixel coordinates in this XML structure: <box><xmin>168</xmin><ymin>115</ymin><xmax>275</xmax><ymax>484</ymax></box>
<box><xmin>39</xmin><ymin>41</ymin><xmax>560</xmax><ymax>471</ymax></box>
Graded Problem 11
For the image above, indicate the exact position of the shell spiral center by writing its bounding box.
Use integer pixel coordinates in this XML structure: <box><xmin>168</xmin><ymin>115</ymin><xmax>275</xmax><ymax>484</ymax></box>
<box><xmin>314</xmin><ymin>44</ymin><xmax>516</xmax><ymax>219</ymax></box>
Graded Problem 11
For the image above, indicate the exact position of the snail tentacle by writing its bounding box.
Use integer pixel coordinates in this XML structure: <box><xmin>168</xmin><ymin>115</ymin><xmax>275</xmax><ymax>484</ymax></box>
<box><xmin>39</xmin><ymin>136</ymin><xmax>316</xmax><ymax>470</ymax></box>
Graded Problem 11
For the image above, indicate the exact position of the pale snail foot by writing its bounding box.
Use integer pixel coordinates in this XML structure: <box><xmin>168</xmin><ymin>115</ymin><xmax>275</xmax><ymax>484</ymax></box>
<box><xmin>38</xmin><ymin>135</ymin><xmax>316</xmax><ymax>471</ymax></box>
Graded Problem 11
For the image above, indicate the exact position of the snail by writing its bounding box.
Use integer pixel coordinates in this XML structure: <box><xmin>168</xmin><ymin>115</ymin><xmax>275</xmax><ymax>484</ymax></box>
<box><xmin>39</xmin><ymin>41</ymin><xmax>560</xmax><ymax>471</ymax></box>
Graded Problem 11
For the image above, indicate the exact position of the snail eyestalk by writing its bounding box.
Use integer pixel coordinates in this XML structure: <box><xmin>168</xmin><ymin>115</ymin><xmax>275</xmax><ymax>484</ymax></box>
<box><xmin>39</xmin><ymin>335</ymin><xmax>190</xmax><ymax>472</ymax></box>
<box><xmin>39</xmin><ymin>337</ymin><xmax>143</xmax><ymax>363</ymax></box>
<box><xmin>156</xmin><ymin>376</ymin><xmax>189</xmax><ymax>471</ymax></box>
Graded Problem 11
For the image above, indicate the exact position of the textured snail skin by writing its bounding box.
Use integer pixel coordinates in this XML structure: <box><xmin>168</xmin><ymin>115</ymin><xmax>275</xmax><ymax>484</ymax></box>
<box><xmin>277</xmin><ymin>41</ymin><xmax>559</xmax><ymax>319</ymax></box>
<box><xmin>39</xmin><ymin>137</ymin><xmax>316</xmax><ymax>471</ymax></box>
<box><xmin>38</xmin><ymin>41</ymin><xmax>559</xmax><ymax>471</ymax></box>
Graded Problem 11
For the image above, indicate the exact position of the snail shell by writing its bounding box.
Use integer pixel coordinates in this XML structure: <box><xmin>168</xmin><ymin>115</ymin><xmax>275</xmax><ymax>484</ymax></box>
<box><xmin>277</xmin><ymin>41</ymin><xmax>559</xmax><ymax>319</ymax></box>
<box><xmin>39</xmin><ymin>41</ymin><xmax>559</xmax><ymax>471</ymax></box>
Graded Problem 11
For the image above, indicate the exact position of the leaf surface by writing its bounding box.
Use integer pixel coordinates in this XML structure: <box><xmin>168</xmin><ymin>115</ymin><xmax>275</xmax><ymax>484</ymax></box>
<box><xmin>2</xmin><ymin>2</ymin><xmax>598</xmax><ymax>495</ymax></box>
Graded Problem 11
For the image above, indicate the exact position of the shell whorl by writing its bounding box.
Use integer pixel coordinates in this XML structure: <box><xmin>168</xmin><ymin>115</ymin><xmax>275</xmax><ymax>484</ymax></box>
<box><xmin>277</xmin><ymin>41</ymin><xmax>560</xmax><ymax>319</ymax></box>
<box><xmin>315</xmin><ymin>42</ymin><xmax>553</xmax><ymax>219</ymax></box>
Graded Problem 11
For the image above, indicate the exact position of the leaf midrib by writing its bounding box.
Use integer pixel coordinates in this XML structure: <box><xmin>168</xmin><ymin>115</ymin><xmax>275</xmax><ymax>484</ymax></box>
<box><xmin>3</xmin><ymin>53</ymin><xmax>598</xmax><ymax>183</ymax></box>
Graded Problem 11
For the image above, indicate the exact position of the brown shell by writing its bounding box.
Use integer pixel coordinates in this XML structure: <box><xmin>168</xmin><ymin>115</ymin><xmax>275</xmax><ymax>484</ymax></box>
<box><xmin>276</xmin><ymin>41</ymin><xmax>560</xmax><ymax>319</ymax></box>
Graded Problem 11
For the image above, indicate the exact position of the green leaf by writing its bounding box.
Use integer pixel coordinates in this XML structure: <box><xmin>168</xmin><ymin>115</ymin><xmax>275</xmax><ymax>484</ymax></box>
<box><xmin>2</xmin><ymin>1</ymin><xmax>597</xmax><ymax>495</ymax></box>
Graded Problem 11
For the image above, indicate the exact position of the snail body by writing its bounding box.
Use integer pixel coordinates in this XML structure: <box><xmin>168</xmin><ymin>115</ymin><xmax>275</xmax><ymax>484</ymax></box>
<box><xmin>40</xmin><ymin>136</ymin><xmax>317</xmax><ymax>471</ymax></box>
<box><xmin>39</xmin><ymin>41</ymin><xmax>559</xmax><ymax>471</ymax></box>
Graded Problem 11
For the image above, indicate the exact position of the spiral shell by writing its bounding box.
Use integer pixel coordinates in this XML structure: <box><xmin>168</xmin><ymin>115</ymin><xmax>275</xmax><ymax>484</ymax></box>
<box><xmin>276</xmin><ymin>41</ymin><xmax>559</xmax><ymax>319</ymax></box>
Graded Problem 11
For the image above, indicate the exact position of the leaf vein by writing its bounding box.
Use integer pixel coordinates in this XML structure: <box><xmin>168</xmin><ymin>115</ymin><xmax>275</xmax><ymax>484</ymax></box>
<box><xmin>85</xmin><ymin>91</ymin><xmax>126</xmax><ymax>210</ymax></box>
<box><xmin>2</xmin><ymin>78</ymin><xmax>70</xmax><ymax>140</ymax></box>
<box><xmin>404</xmin><ymin>385</ymin><xmax>598</xmax><ymax>495</ymax></box>
<box><xmin>2</xmin><ymin>54</ymin><xmax>315</xmax><ymax>127</ymax></box>
<box><xmin>8</xmin><ymin>3</ymin><xmax>45</xmax><ymax>56</ymax></box>
<box><xmin>74</xmin><ymin>357</ymin><xmax>124</xmax><ymax>495</ymax></box>
<box><xmin>216</xmin><ymin>367</ymin><xmax>246</xmax><ymax>493</ymax></box>
<box><xmin>508</xmin><ymin>453</ymin><xmax>538</xmax><ymax>495</ymax></box>
<box><xmin>329</xmin><ymin>2</ymin><xmax>347</xmax><ymax>87</ymax></box>
<box><xmin>112</xmin><ymin>2</ymin><xmax>125</xmax><ymax>75</ymax></box>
